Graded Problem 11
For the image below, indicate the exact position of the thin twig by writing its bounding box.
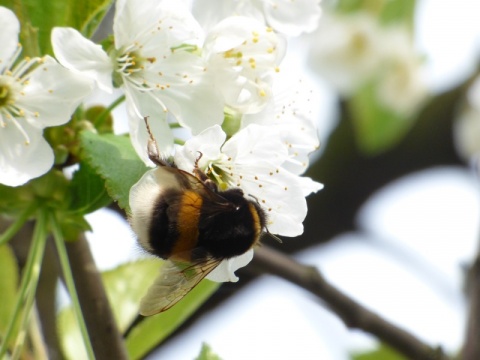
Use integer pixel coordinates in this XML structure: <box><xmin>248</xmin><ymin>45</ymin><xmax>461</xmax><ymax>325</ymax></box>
<box><xmin>65</xmin><ymin>233</ymin><xmax>128</xmax><ymax>360</ymax></box>
<box><xmin>250</xmin><ymin>246</ymin><xmax>449</xmax><ymax>360</ymax></box>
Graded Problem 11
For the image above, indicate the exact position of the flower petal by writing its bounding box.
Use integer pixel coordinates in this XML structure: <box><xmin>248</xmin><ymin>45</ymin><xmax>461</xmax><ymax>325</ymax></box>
<box><xmin>261</xmin><ymin>0</ymin><xmax>321</xmax><ymax>36</ymax></box>
<box><xmin>114</xmin><ymin>0</ymin><xmax>203</xmax><ymax>49</ymax></box>
<box><xmin>125</xmin><ymin>89</ymin><xmax>175</xmax><ymax>166</ymax></box>
<box><xmin>204</xmin><ymin>16</ymin><xmax>285</xmax><ymax>113</ymax></box>
<box><xmin>173</xmin><ymin>125</ymin><xmax>226</xmax><ymax>171</ymax></box>
<box><xmin>147</xmin><ymin>53</ymin><xmax>224</xmax><ymax>134</ymax></box>
<box><xmin>207</xmin><ymin>250</ymin><xmax>254</xmax><ymax>282</ymax></box>
<box><xmin>16</xmin><ymin>56</ymin><xmax>93</xmax><ymax>128</ymax></box>
<box><xmin>242</xmin><ymin>78</ymin><xmax>321</xmax><ymax>174</ymax></box>
<box><xmin>0</xmin><ymin>120</ymin><xmax>53</xmax><ymax>186</ymax></box>
<box><xmin>0</xmin><ymin>7</ymin><xmax>20</xmax><ymax>73</ymax></box>
<box><xmin>51</xmin><ymin>27</ymin><xmax>113</xmax><ymax>93</ymax></box>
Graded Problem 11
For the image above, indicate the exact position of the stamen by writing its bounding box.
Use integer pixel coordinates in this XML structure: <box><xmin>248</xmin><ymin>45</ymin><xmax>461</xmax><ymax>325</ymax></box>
<box><xmin>10</xmin><ymin>116</ymin><xmax>31</xmax><ymax>145</ymax></box>
<box><xmin>3</xmin><ymin>43</ymin><xmax>22</xmax><ymax>73</ymax></box>
<box><xmin>12</xmin><ymin>56</ymin><xmax>43</xmax><ymax>81</ymax></box>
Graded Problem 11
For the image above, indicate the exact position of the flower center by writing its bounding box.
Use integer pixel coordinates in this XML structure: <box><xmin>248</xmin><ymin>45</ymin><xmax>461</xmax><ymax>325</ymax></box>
<box><xmin>205</xmin><ymin>155</ymin><xmax>236</xmax><ymax>191</ymax></box>
<box><xmin>0</xmin><ymin>75</ymin><xmax>17</xmax><ymax>108</ymax></box>
<box><xmin>113</xmin><ymin>48</ymin><xmax>148</xmax><ymax>87</ymax></box>
<box><xmin>0</xmin><ymin>75</ymin><xmax>30</xmax><ymax>143</ymax></box>
<box><xmin>349</xmin><ymin>31</ymin><xmax>369</xmax><ymax>57</ymax></box>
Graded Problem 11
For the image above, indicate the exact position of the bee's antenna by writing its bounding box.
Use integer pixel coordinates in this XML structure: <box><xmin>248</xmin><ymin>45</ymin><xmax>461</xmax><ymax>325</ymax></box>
<box><xmin>265</xmin><ymin>227</ymin><xmax>283</xmax><ymax>243</ymax></box>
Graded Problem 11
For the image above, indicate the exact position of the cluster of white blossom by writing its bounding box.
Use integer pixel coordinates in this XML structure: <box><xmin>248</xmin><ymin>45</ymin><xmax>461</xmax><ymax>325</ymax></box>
<box><xmin>0</xmin><ymin>7</ymin><xmax>92</xmax><ymax>186</ymax></box>
<box><xmin>49</xmin><ymin>0</ymin><xmax>323</xmax><ymax>280</ymax></box>
<box><xmin>309</xmin><ymin>10</ymin><xmax>428</xmax><ymax>117</ymax></box>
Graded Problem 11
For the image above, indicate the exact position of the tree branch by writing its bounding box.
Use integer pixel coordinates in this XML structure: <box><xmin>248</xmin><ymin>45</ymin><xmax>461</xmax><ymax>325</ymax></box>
<box><xmin>462</xmin><ymin>253</ymin><xmax>480</xmax><ymax>360</ymax></box>
<box><xmin>65</xmin><ymin>233</ymin><xmax>128</xmax><ymax>360</ymax></box>
<box><xmin>250</xmin><ymin>246</ymin><xmax>449</xmax><ymax>360</ymax></box>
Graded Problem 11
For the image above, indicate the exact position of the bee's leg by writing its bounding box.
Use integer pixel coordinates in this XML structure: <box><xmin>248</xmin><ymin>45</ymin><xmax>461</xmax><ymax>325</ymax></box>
<box><xmin>193</xmin><ymin>151</ymin><xmax>207</xmax><ymax>180</ymax></box>
<box><xmin>144</xmin><ymin>116</ymin><xmax>170</xmax><ymax>167</ymax></box>
<box><xmin>193</xmin><ymin>151</ymin><xmax>218</xmax><ymax>192</ymax></box>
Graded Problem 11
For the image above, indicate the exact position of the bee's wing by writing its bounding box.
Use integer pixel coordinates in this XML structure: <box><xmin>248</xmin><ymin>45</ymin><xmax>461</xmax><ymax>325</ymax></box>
<box><xmin>140</xmin><ymin>257</ymin><xmax>222</xmax><ymax>316</ymax></box>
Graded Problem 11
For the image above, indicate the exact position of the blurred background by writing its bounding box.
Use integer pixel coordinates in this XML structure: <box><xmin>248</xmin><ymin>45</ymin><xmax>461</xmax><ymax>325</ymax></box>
<box><xmin>77</xmin><ymin>0</ymin><xmax>480</xmax><ymax>358</ymax></box>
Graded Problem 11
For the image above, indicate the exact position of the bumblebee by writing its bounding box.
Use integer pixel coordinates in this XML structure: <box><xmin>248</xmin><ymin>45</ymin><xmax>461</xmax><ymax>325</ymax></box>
<box><xmin>129</xmin><ymin>119</ymin><xmax>267</xmax><ymax>315</ymax></box>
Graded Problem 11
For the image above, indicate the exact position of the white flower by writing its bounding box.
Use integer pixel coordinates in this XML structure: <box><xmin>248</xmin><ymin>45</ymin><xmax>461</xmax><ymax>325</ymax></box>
<box><xmin>173</xmin><ymin>124</ymin><xmax>322</xmax><ymax>281</ymax></box>
<box><xmin>241</xmin><ymin>78</ymin><xmax>320</xmax><ymax>175</ymax></box>
<box><xmin>255</xmin><ymin>0</ymin><xmax>322</xmax><ymax>36</ymax></box>
<box><xmin>175</xmin><ymin>124</ymin><xmax>322</xmax><ymax>235</ymax></box>
<box><xmin>0</xmin><ymin>7</ymin><xmax>92</xmax><ymax>187</ymax></box>
<box><xmin>375</xmin><ymin>27</ymin><xmax>428</xmax><ymax>117</ymax></box>
<box><xmin>309</xmin><ymin>11</ymin><xmax>428</xmax><ymax>116</ymax></box>
<box><xmin>192</xmin><ymin>0</ymin><xmax>322</xmax><ymax>36</ymax></box>
<box><xmin>203</xmin><ymin>16</ymin><xmax>286</xmax><ymax>114</ymax></box>
<box><xmin>51</xmin><ymin>0</ymin><xmax>224</xmax><ymax>165</ymax></box>
<box><xmin>308</xmin><ymin>12</ymin><xmax>384</xmax><ymax>94</ymax></box>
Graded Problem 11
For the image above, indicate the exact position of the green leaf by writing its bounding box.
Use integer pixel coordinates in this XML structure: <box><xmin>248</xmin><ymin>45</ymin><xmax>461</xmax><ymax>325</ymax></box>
<box><xmin>80</xmin><ymin>132</ymin><xmax>149</xmax><ymax>210</ymax></box>
<box><xmin>349</xmin><ymin>81</ymin><xmax>415</xmax><ymax>155</ymax></box>
<box><xmin>69</xmin><ymin>161</ymin><xmax>112</xmax><ymax>215</ymax></box>
<box><xmin>0</xmin><ymin>245</ymin><xmax>19</xmax><ymax>336</ymax></box>
<box><xmin>126</xmin><ymin>280</ymin><xmax>220</xmax><ymax>360</ymax></box>
<box><xmin>335</xmin><ymin>0</ymin><xmax>367</xmax><ymax>13</ymax></box>
<box><xmin>57</xmin><ymin>303</ymin><xmax>88</xmax><ymax>360</ymax></box>
<box><xmin>57</xmin><ymin>260</ymin><xmax>162</xmax><ymax>360</ymax></box>
<box><xmin>0</xmin><ymin>0</ymin><xmax>113</xmax><ymax>56</ymax></box>
<box><xmin>379</xmin><ymin>0</ymin><xmax>416</xmax><ymax>27</ymax></box>
<box><xmin>195</xmin><ymin>343</ymin><xmax>223</xmax><ymax>360</ymax></box>
<box><xmin>352</xmin><ymin>343</ymin><xmax>407</xmax><ymax>360</ymax></box>
<box><xmin>0</xmin><ymin>184</ymin><xmax>35</xmax><ymax>216</ymax></box>
<box><xmin>335</xmin><ymin>0</ymin><xmax>416</xmax><ymax>28</ymax></box>
<box><xmin>0</xmin><ymin>170</ymin><xmax>69</xmax><ymax>217</ymax></box>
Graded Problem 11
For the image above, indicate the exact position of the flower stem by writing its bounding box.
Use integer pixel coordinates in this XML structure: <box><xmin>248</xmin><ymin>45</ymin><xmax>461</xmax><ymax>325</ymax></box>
<box><xmin>50</xmin><ymin>213</ymin><xmax>95</xmax><ymax>360</ymax></box>
<box><xmin>11</xmin><ymin>279</ymin><xmax>38</xmax><ymax>359</ymax></box>
<box><xmin>0</xmin><ymin>210</ymin><xmax>48</xmax><ymax>359</ymax></box>
<box><xmin>0</xmin><ymin>202</ymin><xmax>38</xmax><ymax>246</ymax></box>
<box><xmin>95</xmin><ymin>94</ymin><xmax>126</xmax><ymax>127</ymax></box>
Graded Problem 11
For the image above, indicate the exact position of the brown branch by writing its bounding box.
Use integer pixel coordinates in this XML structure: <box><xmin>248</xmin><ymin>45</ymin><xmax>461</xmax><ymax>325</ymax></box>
<box><xmin>462</xmin><ymin>254</ymin><xmax>480</xmax><ymax>360</ymax></box>
<box><xmin>36</xmin><ymin>238</ymin><xmax>63</xmax><ymax>360</ymax></box>
<box><xmin>65</xmin><ymin>233</ymin><xmax>128</xmax><ymax>360</ymax></box>
<box><xmin>250</xmin><ymin>246</ymin><xmax>449</xmax><ymax>360</ymax></box>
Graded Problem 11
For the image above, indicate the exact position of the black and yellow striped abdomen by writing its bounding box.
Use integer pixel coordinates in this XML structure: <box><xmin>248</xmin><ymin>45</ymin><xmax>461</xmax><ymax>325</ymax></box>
<box><xmin>147</xmin><ymin>187</ymin><xmax>266</xmax><ymax>263</ymax></box>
